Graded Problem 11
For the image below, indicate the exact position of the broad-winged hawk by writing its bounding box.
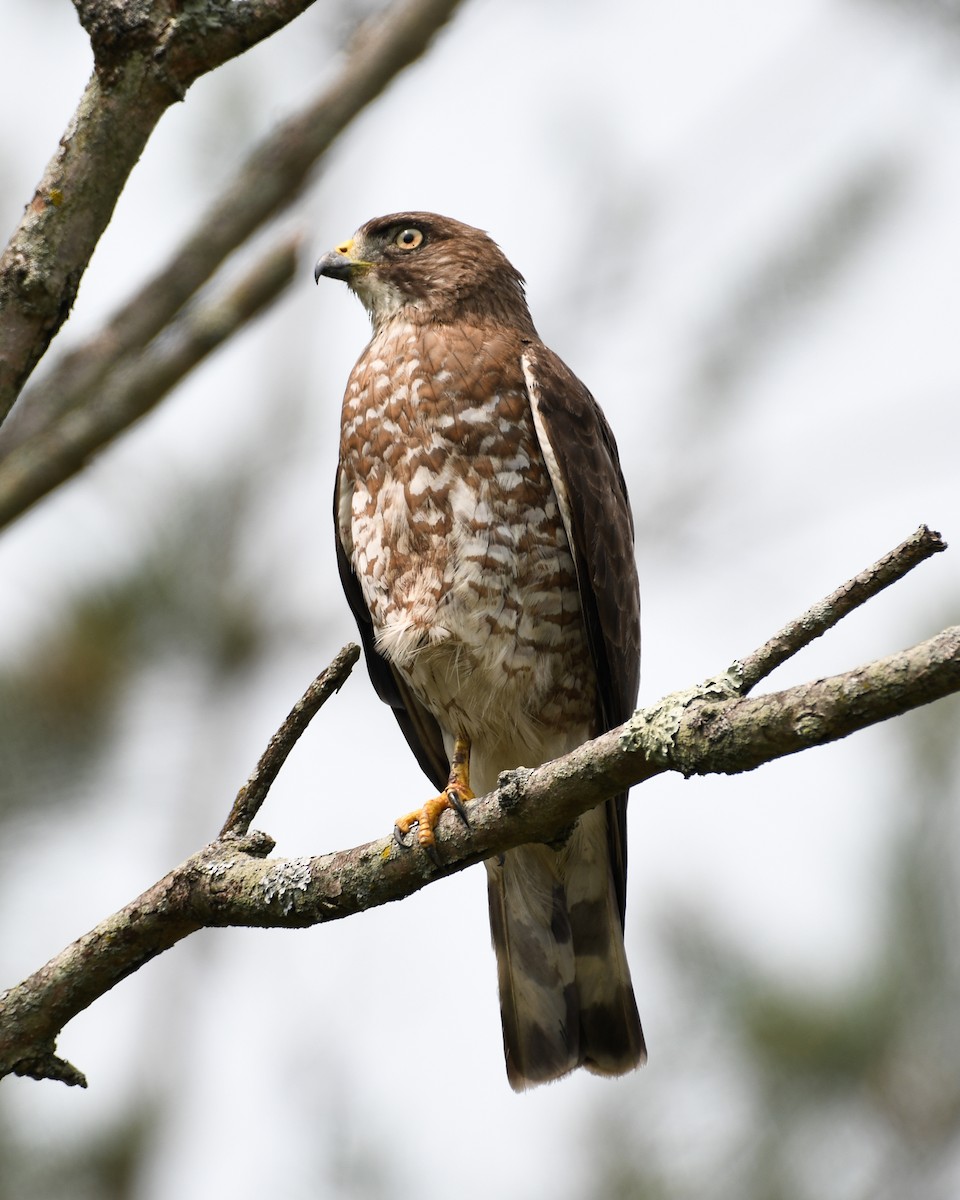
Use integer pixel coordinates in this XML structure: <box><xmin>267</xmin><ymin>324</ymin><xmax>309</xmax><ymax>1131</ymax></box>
<box><xmin>315</xmin><ymin>213</ymin><xmax>644</xmax><ymax>1090</ymax></box>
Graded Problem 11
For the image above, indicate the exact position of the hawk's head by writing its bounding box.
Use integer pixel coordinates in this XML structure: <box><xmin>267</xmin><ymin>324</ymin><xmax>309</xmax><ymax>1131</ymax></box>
<box><xmin>315</xmin><ymin>212</ymin><xmax>533</xmax><ymax>332</ymax></box>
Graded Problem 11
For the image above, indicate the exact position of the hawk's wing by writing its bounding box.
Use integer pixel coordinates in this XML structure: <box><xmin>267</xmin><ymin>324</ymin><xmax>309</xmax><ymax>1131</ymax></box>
<box><xmin>332</xmin><ymin>340</ymin><xmax>641</xmax><ymax>924</ymax></box>
<box><xmin>522</xmin><ymin>341</ymin><xmax>641</xmax><ymax>927</ymax></box>
<box><xmin>333</xmin><ymin>472</ymin><xmax>449</xmax><ymax>792</ymax></box>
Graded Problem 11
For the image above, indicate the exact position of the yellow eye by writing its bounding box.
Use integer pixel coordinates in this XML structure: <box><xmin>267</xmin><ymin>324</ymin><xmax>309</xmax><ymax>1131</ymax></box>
<box><xmin>394</xmin><ymin>228</ymin><xmax>423</xmax><ymax>250</ymax></box>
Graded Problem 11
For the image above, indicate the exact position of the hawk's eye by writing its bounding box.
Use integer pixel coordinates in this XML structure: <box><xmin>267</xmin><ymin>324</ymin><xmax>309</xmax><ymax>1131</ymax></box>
<box><xmin>394</xmin><ymin>228</ymin><xmax>423</xmax><ymax>250</ymax></box>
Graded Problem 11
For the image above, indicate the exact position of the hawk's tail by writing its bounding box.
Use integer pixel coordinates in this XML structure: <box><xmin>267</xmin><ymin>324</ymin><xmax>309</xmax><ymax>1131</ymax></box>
<box><xmin>485</xmin><ymin>805</ymin><xmax>645</xmax><ymax>1091</ymax></box>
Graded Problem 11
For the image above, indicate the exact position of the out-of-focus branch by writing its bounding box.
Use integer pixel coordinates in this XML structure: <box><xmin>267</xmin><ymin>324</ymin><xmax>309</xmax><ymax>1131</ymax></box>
<box><xmin>0</xmin><ymin>0</ymin><xmax>322</xmax><ymax>422</ymax></box>
<box><xmin>0</xmin><ymin>235</ymin><xmax>299</xmax><ymax>528</ymax></box>
<box><xmin>0</xmin><ymin>0</ymin><xmax>466</xmax><ymax>481</ymax></box>
<box><xmin>1</xmin><ymin>531</ymin><xmax>958</xmax><ymax>1088</ymax></box>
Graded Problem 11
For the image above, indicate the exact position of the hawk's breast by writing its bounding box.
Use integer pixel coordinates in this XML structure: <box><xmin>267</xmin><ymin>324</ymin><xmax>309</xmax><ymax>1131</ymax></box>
<box><xmin>338</xmin><ymin>319</ymin><xmax>597</xmax><ymax>750</ymax></box>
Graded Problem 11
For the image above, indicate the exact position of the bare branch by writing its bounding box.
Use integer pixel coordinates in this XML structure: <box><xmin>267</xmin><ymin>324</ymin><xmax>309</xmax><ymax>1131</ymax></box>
<box><xmin>630</xmin><ymin>624</ymin><xmax>960</xmax><ymax>776</ymax></box>
<box><xmin>72</xmin><ymin>1</ymin><xmax>319</xmax><ymax>75</ymax></box>
<box><xmin>0</xmin><ymin>234</ymin><xmax>299</xmax><ymax>528</ymax></box>
<box><xmin>0</xmin><ymin>0</ymin><xmax>464</xmax><ymax>424</ymax></box>
<box><xmin>2</xmin><ymin>586</ymin><xmax>958</xmax><ymax>1084</ymax></box>
<box><xmin>2</xmin><ymin>833</ymin><xmax>268</xmax><ymax>1088</ymax></box>
<box><xmin>0</xmin><ymin>65</ymin><xmax>164</xmax><ymax>419</ymax></box>
<box><xmin>0</xmin><ymin>0</ymin><xmax>321</xmax><ymax>421</ymax></box>
<box><xmin>220</xmin><ymin>644</ymin><xmax>361</xmax><ymax>839</ymax></box>
<box><xmin>738</xmin><ymin>523</ymin><xmax>948</xmax><ymax>691</ymax></box>
<box><xmin>3</xmin><ymin>643</ymin><xmax>362</xmax><ymax>1086</ymax></box>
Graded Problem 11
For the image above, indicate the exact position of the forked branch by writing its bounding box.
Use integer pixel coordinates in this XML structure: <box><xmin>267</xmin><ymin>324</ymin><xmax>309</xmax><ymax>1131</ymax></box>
<box><xmin>0</xmin><ymin>527</ymin><xmax>956</xmax><ymax>1088</ymax></box>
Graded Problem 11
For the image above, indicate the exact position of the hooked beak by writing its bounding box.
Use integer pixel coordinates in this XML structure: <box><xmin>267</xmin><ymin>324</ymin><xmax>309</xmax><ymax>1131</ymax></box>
<box><xmin>315</xmin><ymin>237</ymin><xmax>361</xmax><ymax>283</ymax></box>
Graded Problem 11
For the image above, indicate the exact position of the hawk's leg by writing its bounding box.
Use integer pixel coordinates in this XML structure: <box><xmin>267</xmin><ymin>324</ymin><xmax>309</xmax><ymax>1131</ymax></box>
<box><xmin>394</xmin><ymin>735</ymin><xmax>474</xmax><ymax>860</ymax></box>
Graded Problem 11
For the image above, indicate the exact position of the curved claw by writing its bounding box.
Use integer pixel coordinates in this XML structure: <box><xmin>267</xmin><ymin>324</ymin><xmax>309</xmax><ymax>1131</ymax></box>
<box><xmin>391</xmin><ymin>737</ymin><xmax>474</xmax><ymax>861</ymax></box>
<box><xmin>446</xmin><ymin>787</ymin><xmax>471</xmax><ymax>828</ymax></box>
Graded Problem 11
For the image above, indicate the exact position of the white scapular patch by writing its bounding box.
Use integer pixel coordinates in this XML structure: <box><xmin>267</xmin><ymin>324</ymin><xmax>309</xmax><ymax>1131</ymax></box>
<box><xmin>523</xmin><ymin>354</ymin><xmax>577</xmax><ymax>569</ymax></box>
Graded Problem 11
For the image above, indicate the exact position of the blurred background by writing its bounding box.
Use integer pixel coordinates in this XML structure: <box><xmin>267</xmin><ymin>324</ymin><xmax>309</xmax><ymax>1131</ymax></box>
<box><xmin>1</xmin><ymin>0</ymin><xmax>959</xmax><ymax>1196</ymax></box>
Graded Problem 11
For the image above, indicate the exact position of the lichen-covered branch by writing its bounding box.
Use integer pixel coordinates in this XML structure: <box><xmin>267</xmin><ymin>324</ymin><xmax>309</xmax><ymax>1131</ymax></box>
<box><xmin>2</xmin><ymin>609</ymin><xmax>958</xmax><ymax>1087</ymax></box>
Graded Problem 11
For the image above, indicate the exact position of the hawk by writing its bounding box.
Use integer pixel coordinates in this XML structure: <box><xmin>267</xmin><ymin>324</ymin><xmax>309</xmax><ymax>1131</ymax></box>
<box><xmin>315</xmin><ymin>213</ymin><xmax>645</xmax><ymax>1090</ymax></box>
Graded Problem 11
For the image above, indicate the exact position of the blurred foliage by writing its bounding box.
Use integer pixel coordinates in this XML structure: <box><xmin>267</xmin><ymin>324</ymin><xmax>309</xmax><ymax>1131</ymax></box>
<box><xmin>0</xmin><ymin>1103</ymin><xmax>156</xmax><ymax>1200</ymax></box>
<box><xmin>0</xmin><ymin>462</ymin><xmax>287</xmax><ymax>1195</ymax></box>
<box><xmin>0</xmin><ymin>471</ymin><xmax>272</xmax><ymax>821</ymax></box>
<box><xmin>692</xmin><ymin>158</ymin><xmax>905</xmax><ymax>410</ymax></box>
<box><xmin>859</xmin><ymin>0</ymin><xmax>960</xmax><ymax>39</ymax></box>
<box><xmin>634</xmin><ymin>154</ymin><xmax>907</xmax><ymax>551</ymax></box>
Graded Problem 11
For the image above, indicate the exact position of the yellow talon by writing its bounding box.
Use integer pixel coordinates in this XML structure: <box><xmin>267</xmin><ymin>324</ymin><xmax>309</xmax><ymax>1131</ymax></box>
<box><xmin>393</xmin><ymin>736</ymin><xmax>474</xmax><ymax>855</ymax></box>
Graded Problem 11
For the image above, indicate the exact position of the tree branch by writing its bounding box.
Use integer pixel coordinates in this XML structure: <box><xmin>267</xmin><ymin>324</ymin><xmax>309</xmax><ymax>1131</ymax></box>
<box><xmin>738</xmin><ymin>523</ymin><xmax>947</xmax><ymax>691</ymax></box>
<box><xmin>0</xmin><ymin>0</ymin><xmax>320</xmax><ymax>422</ymax></box>
<box><xmin>0</xmin><ymin>0</ymin><xmax>464</xmax><ymax>427</ymax></box>
<box><xmin>0</xmin><ymin>234</ymin><xmax>299</xmax><ymax>526</ymax></box>
<box><xmin>1</xmin><ymin>530</ymin><xmax>957</xmax><ymax>1087</ymax></box>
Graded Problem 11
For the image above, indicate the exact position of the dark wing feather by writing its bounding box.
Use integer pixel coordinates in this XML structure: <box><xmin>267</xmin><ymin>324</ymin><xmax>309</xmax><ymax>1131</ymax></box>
<box><xmin>522</xmin><ymin>342</ymin><xmax>641</xmax><ymax>926</ymax></box>
<box><xmin>332</xmin><ymin>472</ymin><xmax>449</xmax><ymax>792</ymax></box>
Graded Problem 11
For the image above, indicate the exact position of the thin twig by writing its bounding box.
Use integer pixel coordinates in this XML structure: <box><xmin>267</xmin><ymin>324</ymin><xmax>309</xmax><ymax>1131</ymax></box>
<box><xmin>737</xmin><ymin>524</ymin><xmax>947</xmax><ymax>693</ymax></box>
<box><xmin>220</xmin><ymin>644</ymin><xmax>361</xmax><ymax>838</ymax></box>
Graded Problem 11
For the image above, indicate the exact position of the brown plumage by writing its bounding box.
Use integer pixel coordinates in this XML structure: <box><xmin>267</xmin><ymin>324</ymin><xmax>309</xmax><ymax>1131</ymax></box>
<box><xmin>315</xmin><ymin>212</ymin><xmax>645</xmax><ymax>1089</ymax></box>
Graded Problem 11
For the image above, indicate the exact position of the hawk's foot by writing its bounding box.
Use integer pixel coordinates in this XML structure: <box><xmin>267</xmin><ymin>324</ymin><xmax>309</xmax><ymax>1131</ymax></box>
<box><xmin>393</xmin><ymin>737</ymin><xmax>474</xmax><ymax>861</ymax></box>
